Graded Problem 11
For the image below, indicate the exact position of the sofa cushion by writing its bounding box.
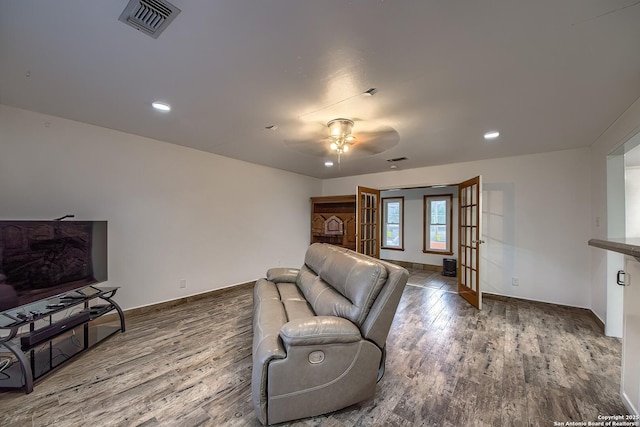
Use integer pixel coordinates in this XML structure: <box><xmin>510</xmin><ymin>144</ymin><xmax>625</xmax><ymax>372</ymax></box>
<box><xmin>280</xmin><ymin>316</ymin><xmax>361</xmax><ymax>347</ymax></box>
<box><xmin>296</xmin><ymin>264</ymin><xmax>319</xmax><ymax>297</ymax></box>
<box><xmin>266</xmin><ymin>267</ymin><xmax>299</xmax><ymax>283</ymax></box>
<box><xmin>297</xmin><ymin>245</ymin><xmax>388</xmax><ymax>327</ymax></box>
<box><xmin>275</xmin><ymin>282</ymin><xmax>314</xmax><ymax>321</ymax></box>
<box><xmin>303</xmin><ymin>242</ymin><xmax>332</xmax><ymax>274</ymax></box>
<box><xmin>319</xmin><ymin>250</ymin><xmax>387</xmax><ymax>323</ymax></box>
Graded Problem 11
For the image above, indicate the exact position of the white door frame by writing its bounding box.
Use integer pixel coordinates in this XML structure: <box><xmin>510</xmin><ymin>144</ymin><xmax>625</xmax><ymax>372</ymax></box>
<box><xmin>605</xmin><ymin>152</ymin><xmax>625</xmax><ymax>337</ymax></box>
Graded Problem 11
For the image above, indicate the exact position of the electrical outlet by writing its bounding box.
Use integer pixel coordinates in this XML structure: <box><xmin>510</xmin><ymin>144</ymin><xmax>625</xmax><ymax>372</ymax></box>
<box><xmin>179</xmin><ymin>279</ymin><xmax>187</xmax><ymax>288</ymax></box>
<box><xmin>512</xmin><ymin>277</ymin><xmax>519</xmax><ymax>286</ymax></box>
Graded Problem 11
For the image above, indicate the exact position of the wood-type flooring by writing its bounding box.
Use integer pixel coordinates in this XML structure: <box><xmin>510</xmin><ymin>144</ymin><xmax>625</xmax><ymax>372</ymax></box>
<box><xmin>0</xmin><ymin>271</ymin><xmax>628</xmax><ymax>426</ymax></box>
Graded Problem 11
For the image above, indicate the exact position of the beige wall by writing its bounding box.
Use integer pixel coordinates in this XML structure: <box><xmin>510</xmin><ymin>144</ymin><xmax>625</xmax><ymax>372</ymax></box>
<box><xmin>0</xmin><ymin>105</ymin><xmax>321</xmax><ymax>310</ymax></box>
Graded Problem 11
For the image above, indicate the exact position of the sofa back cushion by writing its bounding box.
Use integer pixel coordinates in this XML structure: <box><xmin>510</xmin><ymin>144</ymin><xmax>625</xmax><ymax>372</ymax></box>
<box><xmin>297</xmin><ymin>244</ymin><xmax>388</xmax><ymax>327</ymax></box>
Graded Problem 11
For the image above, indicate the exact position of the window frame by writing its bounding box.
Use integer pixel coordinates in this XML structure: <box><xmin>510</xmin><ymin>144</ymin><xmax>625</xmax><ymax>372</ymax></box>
<box><xmin>423</xmin><ymin>194</ymin><xmax>453</xmax><ymax>255</ymax></box>
<box><xmin>381</xmin><ymin>196</ymin><xmax>404</xmax><ymax>251</ymax></box>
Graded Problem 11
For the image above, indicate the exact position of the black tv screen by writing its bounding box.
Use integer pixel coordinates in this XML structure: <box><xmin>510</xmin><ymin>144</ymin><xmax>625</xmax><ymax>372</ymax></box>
<box><xmin>0</xmin><ymin>221</ymin><xmax>107</xmax><ymax>311</ymax></box>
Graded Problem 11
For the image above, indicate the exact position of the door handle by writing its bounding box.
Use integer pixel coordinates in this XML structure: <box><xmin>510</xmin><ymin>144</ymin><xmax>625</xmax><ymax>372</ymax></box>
<box><xmin>617</xmin><ymin>270</ymin><xmax>627</xmax><ymax>286</ymax></box>
<box><xmin>472</xmin><ymin>240</ymin><xmax>485</xmax><ymax>245</ymax></box>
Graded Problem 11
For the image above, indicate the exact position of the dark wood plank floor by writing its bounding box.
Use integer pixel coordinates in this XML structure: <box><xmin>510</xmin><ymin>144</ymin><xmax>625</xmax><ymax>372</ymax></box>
<box><xmin>0</xmin><ymin>272</ymin><xmax>628</xmax><ymax>426</ymax></box>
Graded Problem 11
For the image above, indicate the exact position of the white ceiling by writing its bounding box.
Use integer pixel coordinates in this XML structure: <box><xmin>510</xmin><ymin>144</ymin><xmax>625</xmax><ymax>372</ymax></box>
<box><xmin>1</xmin><ymin>1</ymin><xmax>640</xmax><ymax>179</ymax></box>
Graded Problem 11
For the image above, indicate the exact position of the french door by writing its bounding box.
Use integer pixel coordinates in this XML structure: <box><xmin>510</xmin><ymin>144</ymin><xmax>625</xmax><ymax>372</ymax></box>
<box><xmin>355</xmin><ymin>179</ymin><xmax>482</xmax><ymax>311</ymax></box>
<box><xmin>458</xmin><ymin>176</ymin><xmax>483</xmax><ymax>309</ymax></box>
<box><xmin>356</xmin><ymin>186</ymin><xmax>380</xmax><ymax>258</ymax></box>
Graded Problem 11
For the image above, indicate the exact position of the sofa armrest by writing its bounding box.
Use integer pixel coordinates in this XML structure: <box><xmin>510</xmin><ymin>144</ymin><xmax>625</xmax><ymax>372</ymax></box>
<box><xmin>266</xmin><ymin>268</ymin><xmax>300</xmax><ymax>283</ymax></box>
<box><xmin>280</xmin><ymin>316</ymin><xmax>361</xmax><ymax>347</ymax></box>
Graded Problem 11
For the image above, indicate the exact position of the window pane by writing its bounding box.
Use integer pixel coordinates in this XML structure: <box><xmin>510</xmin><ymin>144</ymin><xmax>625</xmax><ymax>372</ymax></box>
<box><xmin>430</xmin><ymin>200</ymin><xmax>447</xmax><ymax>225</ymax></box>
<box><xmin>387</xmin><ymin>202</ymin><xmax>400</xmax><ymax>223</ymax></box>
<box><xmin>430</xmin><ymin>201</ymin><xmax>438</xmax><ymax>223</ymax></box>
<box><xmin>386</xmin><ymin>224</ymin><xmax>400</xmax><ymax>246</ymax></box>
<box><xmin>425</xmin><ymin>194</ymin><xmax>452</xmax><ymax>253</ymax></box>
<box><xmin>383</xmin><ymin>198</ymin><xmax>403</xmax><ymax>248</ymax></box>
<box><xmin>430</xmin><ymin>225</ymin><xmax>447</xmax><ymax>249</ymax></box>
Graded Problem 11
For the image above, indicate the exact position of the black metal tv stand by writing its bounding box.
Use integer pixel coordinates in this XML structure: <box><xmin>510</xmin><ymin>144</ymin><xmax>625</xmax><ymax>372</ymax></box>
<box><xmin>0</xmin><ymin>286</ymin><xmax>125</xmax><ymax>393</ymax></box>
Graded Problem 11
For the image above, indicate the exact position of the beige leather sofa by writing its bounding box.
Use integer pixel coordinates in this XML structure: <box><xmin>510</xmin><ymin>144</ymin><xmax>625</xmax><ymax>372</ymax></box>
<box><xmin>251</xmin><ymin>243</ymin><xmax>409</xmax><ymax>425</ymax></box>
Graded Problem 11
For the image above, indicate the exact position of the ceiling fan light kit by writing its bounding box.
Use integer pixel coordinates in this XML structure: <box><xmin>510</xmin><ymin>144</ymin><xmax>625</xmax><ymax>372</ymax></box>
<box><xmin>327</xmin><ymin>118</ymin><xmax>356</xmax><ymax>165</ymax></box>
<box><xmin>328</xmin><ymin>118</ymin><xmax>354</xmax><ymax>138</ymax></box>
<box><xmin>282</xmin><ymin>116</ymin><xmax>400</xmax><ymax>168</ymax></box>
<box><xmin>327</xmin><ymin>118</ymin><xmax>355</xmax><ymax>158</ymax></box>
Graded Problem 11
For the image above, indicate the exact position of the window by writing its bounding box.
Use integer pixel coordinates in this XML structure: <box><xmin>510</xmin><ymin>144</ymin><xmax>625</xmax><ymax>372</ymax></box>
<box><xmin>382</xmin><ymin>197</ymin><xmax>404</xmax><ymax>250</ymax></box>
<box><xmin>424</xmin><ymin>194</ymin><xmax>453</xmax><ymax>254</ymax></box>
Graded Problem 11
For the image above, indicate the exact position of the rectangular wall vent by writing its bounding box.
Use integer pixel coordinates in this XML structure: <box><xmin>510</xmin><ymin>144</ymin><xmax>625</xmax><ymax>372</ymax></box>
<box><xmin>119</xmin><ymin>0</ymin><xmax>181</xmax><ymax>39</ymax></box>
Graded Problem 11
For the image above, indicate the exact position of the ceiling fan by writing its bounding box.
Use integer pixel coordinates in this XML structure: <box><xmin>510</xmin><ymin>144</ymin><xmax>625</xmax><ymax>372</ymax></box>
<box><xmin>284</xmin><ymin>118</ymin><xmax>400</xmax><ymax>164</ymax></box>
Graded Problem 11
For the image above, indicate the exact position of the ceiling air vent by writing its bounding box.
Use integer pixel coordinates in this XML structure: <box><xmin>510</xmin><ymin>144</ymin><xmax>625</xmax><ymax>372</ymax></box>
<box><xmin>119</xmin><ymin>0</ymin><xmax>181</xmax><ymax>39</ymax></box>
<box><xmin>386</xmin><ymin>157</ymin><xmax>408</xmax><ymax>163</ymax></box>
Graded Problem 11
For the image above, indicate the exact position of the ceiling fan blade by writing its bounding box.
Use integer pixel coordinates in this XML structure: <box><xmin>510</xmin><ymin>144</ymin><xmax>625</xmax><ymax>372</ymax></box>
<box><xmin>284</xmin><ymin>138</ymin><xmax>331</xmax><ymax>157</ymax></box>
<box><xmin>350</xmin><ymin>128</ymin><xmax>400</xmax><ymax>156</ymax></box>
<box><xmin>276</xmin><ymin>120</ymin><xmax>327</xmax><ymax>137</ymax></box>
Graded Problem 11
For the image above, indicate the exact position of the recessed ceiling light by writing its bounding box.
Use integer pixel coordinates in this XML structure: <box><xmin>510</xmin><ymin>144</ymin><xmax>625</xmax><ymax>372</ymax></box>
<box><xmin>152</xmin><ymin>101</ymin><xmax>171</xmax><ymax>112</ymax></box>
<box><xmin>484</xmin><ymin>131</ymin><xmax>500</xmax><ymax>140</ymax></box>
<box><xmin>390</xmin><ymin>165</ymin><xmax>398</xmax><ymax>170</ymax></box>
<box><xmin>324</xmin><ymin>161</ymin><xmax>334</xmax><ymax>167</ymax></box>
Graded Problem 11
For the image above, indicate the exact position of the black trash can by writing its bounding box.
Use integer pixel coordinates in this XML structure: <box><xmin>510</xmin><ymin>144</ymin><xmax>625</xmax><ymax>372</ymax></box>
<box><xmin>442</xmin><ymin>258</ymin><xmax>457</xmax><ymax>277</ymax></box>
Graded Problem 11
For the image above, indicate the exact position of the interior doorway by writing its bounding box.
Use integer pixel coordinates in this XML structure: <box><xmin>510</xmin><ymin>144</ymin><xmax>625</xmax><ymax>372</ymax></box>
<box><xmin>378</xmin><ymin>185</ymin><xmax>459</xmax><ymax>270</ymax></box>
<box><xmin>363</xmin><ymin>175</ymin><xmax>484</xmax><ymax>309</ymax></box>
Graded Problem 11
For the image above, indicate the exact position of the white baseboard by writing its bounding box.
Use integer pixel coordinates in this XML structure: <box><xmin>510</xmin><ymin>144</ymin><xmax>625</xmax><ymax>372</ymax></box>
<box><xmin>621</xmin><ymin>389</ymin><xmax>638</xmax><ymax>416</ymax></box>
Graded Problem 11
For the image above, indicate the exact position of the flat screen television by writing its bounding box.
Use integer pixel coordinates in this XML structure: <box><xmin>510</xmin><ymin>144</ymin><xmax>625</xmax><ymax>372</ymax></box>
<box><xmin>0</xmin><ymin>221</ymin><xmax>107</xmax><ymax>312</ymax></box>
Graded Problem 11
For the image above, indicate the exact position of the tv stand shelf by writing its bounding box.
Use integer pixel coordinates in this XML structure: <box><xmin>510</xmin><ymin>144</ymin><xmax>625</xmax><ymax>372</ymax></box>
<box><xmin>0</xmin><ymin>286</ymin><xmax>125</xmax><ymax>393</ymax></box>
